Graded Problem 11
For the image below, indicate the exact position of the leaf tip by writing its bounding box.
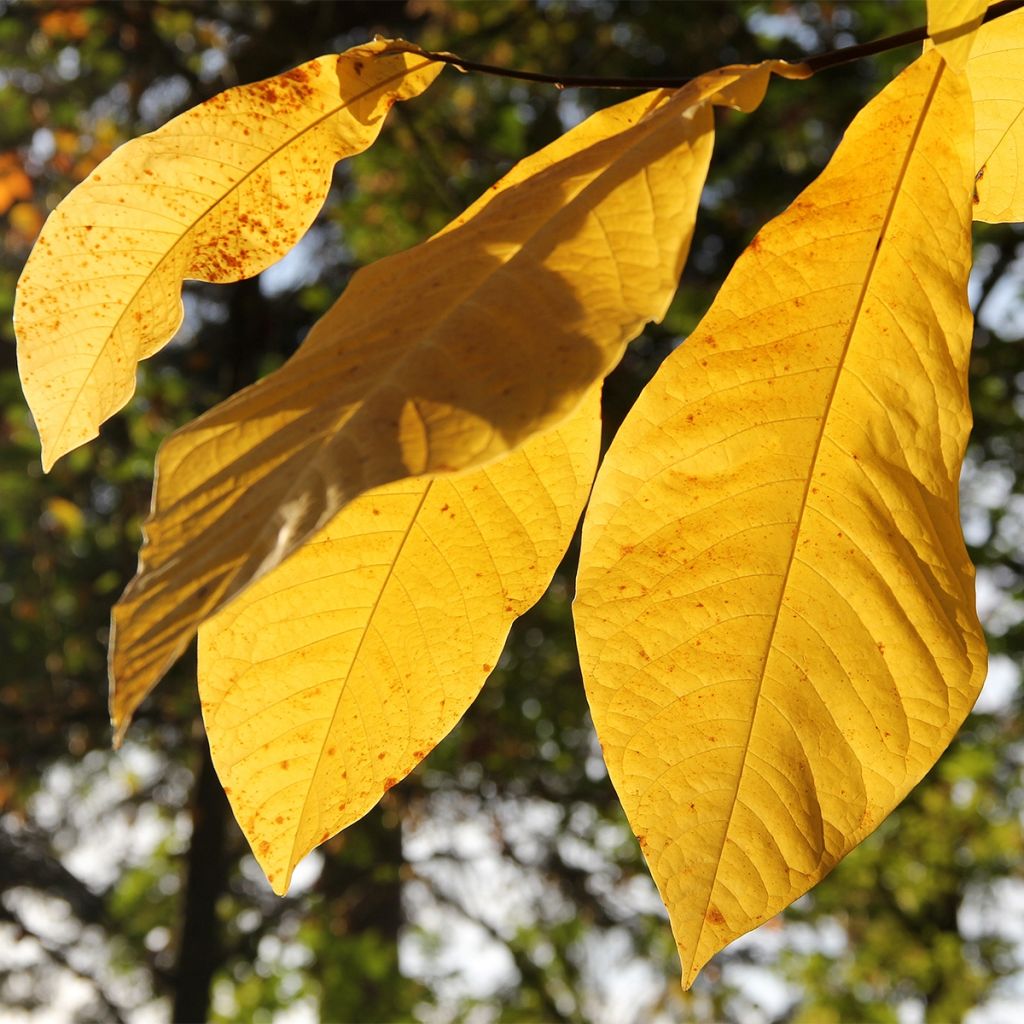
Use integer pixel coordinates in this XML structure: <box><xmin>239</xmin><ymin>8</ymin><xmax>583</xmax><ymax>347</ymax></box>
<box><xmin>110</xmin><ymin>716</ymin><xmax>127</xmax><ymax>750</ymax></box>
<box><xmin>679</xmin><ymin>945</ymin><xmax>710</xmax><ymax>992</ymax></box>
<box><xmin>255</xmin><ymin>844</ymin><xmax>295</xmax><ymax>897</ymax></box>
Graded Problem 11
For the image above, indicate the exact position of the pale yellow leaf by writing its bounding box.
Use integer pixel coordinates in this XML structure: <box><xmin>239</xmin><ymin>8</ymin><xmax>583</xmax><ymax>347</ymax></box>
<box><xmin>927</xmin><ymin>0</ymin><xmax>988</xmax><ymax>68</ymax></box>
<box><xmin>15</xmin><ymin>41</ymin><xmax>441</xmax><ymax>471</ymax></box>
<box><xmin>199</xmin><ymin>388</ymin><xmax>600</xmax><ymax>894</ymax></box>
<box><xmin>574</xmin><ymin>50</ymin><xmax>986</xmax><ymax>989</ymax></box>
<box><xmin>110</xmin><ymin>60</ymin><xmax>807</xmax><ymax>740</ymax></box>
<box><xmin>967</xmin><ymin>5</ymin><xmax>1024</xmax><ymax>220</ymax></box>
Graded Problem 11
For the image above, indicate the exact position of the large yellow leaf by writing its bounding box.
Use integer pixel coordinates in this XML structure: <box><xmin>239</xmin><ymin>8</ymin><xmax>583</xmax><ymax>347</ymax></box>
<box><xmin>967</xmin><ymin>6</ymin><xmax>1024</xmax><ymax>221</ymax></box>
<box><xmin>574</xmin><ymin>50</ymin><xmax>986</xmax><ymax>989</ymax></box>
<box><xmin>15</xmin><ymin>41</ymin><xmax>441</xmax><ymax>471</ymax></box>
<box><xmin>927</xmin><ymin>0</ymin><xmax>988</xmax><ymax>68</ymax></box>
<box><xmin>198</xmin><ymin>388</ymin><xmax>600</xmax><ymax>894</ymax></box>
<box><xmin>110</xmin><ymin>60</ymin><xmax>808</xmax><ymax>739</ymax></box>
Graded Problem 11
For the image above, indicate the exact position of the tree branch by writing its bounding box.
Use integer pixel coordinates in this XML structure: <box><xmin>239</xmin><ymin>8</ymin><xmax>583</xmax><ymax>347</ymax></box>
<box><xmin>171</xmin><ymin>739</ymin><xmax>230</xmax><ymax>1024</ymax></box>
<box><xmin>413</xmin><ymin>870</ymin><xmax>572</xmax><ymax>1022</ymax></box>
<box><xmin>382</xmin><ymin>1</ymin><xmax>1024</xmax><ymax>89</ymax></box>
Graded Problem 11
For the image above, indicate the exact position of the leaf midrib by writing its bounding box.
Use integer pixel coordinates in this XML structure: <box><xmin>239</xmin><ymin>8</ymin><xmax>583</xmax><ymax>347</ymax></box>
<box><xmin>233</xmin><ymin>68</ymin><xmax>718</xmax><ymax>603</ymax></box>
<box><xmin>284</xmin><ymin>483</ymin><xmax>432</xmax><ymax>883</ymax></box>
<box><xmin>51</xmin><ymin>56</ymin><xmax>429</xmax><ymax>459</ymax></box>
<box><xmin>690</xmin><ymin>56</ymin><xmax>947</xmax><ymax>975</ymax></box>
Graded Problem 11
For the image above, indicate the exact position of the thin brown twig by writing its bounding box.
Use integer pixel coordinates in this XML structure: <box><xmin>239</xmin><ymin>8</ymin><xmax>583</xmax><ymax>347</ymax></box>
<box><xmin>381</xmin><ymin>0</ymin><xmax>1024</xmax><ymax>90</ymax></box>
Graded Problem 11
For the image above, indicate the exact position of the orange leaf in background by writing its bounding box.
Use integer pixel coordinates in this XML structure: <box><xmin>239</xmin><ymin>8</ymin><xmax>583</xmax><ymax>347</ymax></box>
<box><xmin>38</xmin><ymin>8</ymin><xmax>91</xmax><ymax>41</ymax></box>
<box><xmin>0</xmin><ymin>152</ymin><xmax>32</xmax><ymax>216</ymax></box>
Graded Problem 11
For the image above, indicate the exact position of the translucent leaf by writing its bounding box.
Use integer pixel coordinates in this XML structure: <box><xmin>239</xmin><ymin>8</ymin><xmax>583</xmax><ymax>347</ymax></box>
<box><xmin>199</xmin><ymin>389</ymin><xmax>600</xmax><ymax>893</ymax></box>
<box><xmin>15</xmin><ymin>41</ymin><xmax>441</xmax><ymax>469</ymax></box>
<box><xmin>111</xmin><ymin>60</ymin><xmax>806</xmax><ymax>738</ymax></box>
<box><xmin>574</xmin><ymin>51</ymin><xmax>986</xmax><ymax>988</ymax></box>
<box><xmin>927</xmin><ymin>0</ymin><xmax>987</xmax><ymax>68</ymax></box>
<box><xmin>968</xmin><ymin>5</ymin><xmax>1024</xmax><ymax>221</ymax></box>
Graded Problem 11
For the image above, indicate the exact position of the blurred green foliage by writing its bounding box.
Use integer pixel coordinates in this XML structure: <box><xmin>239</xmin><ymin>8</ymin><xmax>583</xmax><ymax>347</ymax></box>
<box><xmin>1</xmin><ymin>2</ymin><xmax>1022</xmax><ymax>1022</ymax></box>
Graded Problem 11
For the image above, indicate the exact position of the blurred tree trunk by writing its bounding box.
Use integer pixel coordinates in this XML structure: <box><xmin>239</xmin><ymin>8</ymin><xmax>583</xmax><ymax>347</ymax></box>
<box><xmin>172</xmin><ymin>740</ymin><xmax>229</xmax><ymax>1024</ymax></box>
<box><xmin>316</xmin><ymin>797</ymin><xmax>414</xmax><ymax>1021</ymax></box>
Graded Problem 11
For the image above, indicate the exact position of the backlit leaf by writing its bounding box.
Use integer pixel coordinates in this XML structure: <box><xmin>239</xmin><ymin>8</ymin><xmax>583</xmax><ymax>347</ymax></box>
<box><xmin>967</xmin><ymin>6</ymin><xmax>1024</xmax><ymax>221</ymax></box>
<box><xmin>927</xmin><ymin>0</ymin><xmax>987</xmax><ymax>69</ymax></box>
<box><xmin>14</xmin><ymin>41</ymin><xmax>441</xmax><ymax>470</ymax></box>
<box><xmin>574</xmin><ymin>50</ymin><xmax>986</xmax><ymax>988</ymax></box>
<box><xmin>110</xmin><ymin>60</ymin><xmax>808</xmax><ymax>739</ymax></box>
<box><xmin>199</xmin><ymin>389</ymin><xmax>600</xmax><ymax>894</ymax></box>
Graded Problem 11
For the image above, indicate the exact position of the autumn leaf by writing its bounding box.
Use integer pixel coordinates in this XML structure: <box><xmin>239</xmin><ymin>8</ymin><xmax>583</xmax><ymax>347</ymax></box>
<box><xmin>968</xmin><ymin>5</ymin><xmax>1024</xmax><ymax>221</ymax></box>
<box><xmin>574</xmin><ymin>49</ymin><xmax>986</xmax><ymax>988</ymax></box>
<box><xmin>927</xmin><ymin>0</ymin><xmax>987</xmax><ymax>68</ymax></box>
<box><xmin>0</xmin><ymin>152</ymin><xmax>32</xmax><ymax>215</ymax></box>
<box><xmin>109</xmin><ymin>59</ymin><xmax>808</xmax><ymax>739</ymax></box>
<box><xmin>37</xmin><ymin>8</ymin><xmax>91</xmax><ymax>41</ymax></box>
<box><xmin>14</xmin><ymin>40</ymin><xmax>441</xmax><ymax>471</ymax></box>
<box><xmin>198</xmin><ymin>388</ymin><xmax>600</xmax><ymax>894</ymax></box>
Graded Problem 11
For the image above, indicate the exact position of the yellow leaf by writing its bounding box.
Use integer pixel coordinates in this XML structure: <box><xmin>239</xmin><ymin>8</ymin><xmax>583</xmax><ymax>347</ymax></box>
<box><xmin>198</xmin><ymin>388</ymin><xmax>599</xmax><ymax>893</ymax></box>
<box><xmin>927</xmin><ymin>0</ymin><xmax>988</xmax><ymax>68</ymax></box>
<box><xmin>967</xmin><ymin>5</ymin><xmax>1024</xmax><ymax>221</ymax></box>
<box><xmin>574</xmin><ymin>50</ymin><xmax>986</xmax><ymax>989</ymax></box>
<box><xmin>14</xmin><ymin>41</ymin><xmax>441</xmax><ymax>471</ymax></box>
<box><xmin>109</xmin><ymin>60</ymin><xmax>807</xmax><ymax>740</ymax></box>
